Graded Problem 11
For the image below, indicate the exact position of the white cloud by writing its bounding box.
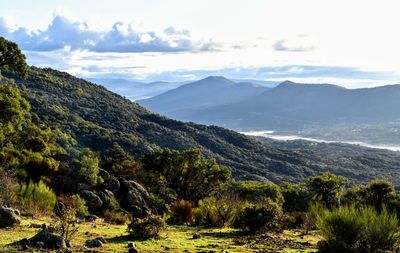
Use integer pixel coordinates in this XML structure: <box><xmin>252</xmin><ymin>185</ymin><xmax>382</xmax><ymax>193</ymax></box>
<box><xmin>0</xmin><ymin>15</ymin><xmax>219</xmax><ymax>53</ymax></box>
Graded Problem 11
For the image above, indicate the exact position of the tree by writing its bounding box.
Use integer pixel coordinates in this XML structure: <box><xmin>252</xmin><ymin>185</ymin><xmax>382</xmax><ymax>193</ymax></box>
<box><xmin>0</xmin><ymin>84</ymin><xmax>30</xmax><ymax>148</ymax></box>
<box><xmin>101</xmin><ymin>143</ymin><xmax>135</xmax><ymax>175</ymax></box>
<box><xmin>0</xmin><ymin>37</ymin><xmax>28</xmax><ymax>79</ymax></box>
<box><xmin>305</xmin><ymin>172</ymin><xmax>348</xmax><ymax>208</ymax></box>
<box><xmin>140</xmin><ymin>149</ymin><xmax>232</xmax><ymax>202</ymax></box>
<box><xmin>79</xmin><ymin>149</ymin><xmax>102</xmax><ymax>186</ymax></box>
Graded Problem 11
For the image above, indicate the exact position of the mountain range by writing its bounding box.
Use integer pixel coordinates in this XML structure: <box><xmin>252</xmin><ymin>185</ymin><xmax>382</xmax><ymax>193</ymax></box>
<box><xmin>5</xmin><ymin>68</ymin><xmax>400</xmax><ymax>186</ymax></box>
<box><xmin>139</xmin><ymin>78</ymin><xmax>400</xmax><ymax>131</ymax></box>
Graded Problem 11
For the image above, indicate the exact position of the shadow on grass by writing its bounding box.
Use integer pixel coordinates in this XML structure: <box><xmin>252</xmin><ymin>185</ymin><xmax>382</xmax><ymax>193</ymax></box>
<box><xmin>199</xmin><ymin>230</ymin><xmax>246</xmax><ymax>239</ymax></box>
<box><xmin>105</xmin><ymin>235</ymin><xmax>155</xmax><ymax>244</ymax></box>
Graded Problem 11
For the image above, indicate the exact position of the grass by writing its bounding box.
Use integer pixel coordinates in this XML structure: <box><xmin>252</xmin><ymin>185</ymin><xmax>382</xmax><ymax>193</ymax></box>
<box><xmin>0</xmin><ymin>217</ymin><xmax>320</xmax><ymax>252</ymax></box>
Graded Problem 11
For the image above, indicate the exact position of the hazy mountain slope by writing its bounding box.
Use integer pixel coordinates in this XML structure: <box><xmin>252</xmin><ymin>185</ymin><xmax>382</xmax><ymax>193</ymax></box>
<box><xmin>138</xmin><ymin>76</ymin><xmax>269</xmax><ymax>119</ymax></box>
<box><xmin>184</xmin><ymin>81</ymin><xmax>400</xmax><ymax>129</ymax></box>
<box><xmin>6</xmin><ymin>68</ymin><xmax>400</xmax><ymax>186</ymax></box>
<box><xmin>87</xmin><ymin>78</ymin><xmax>185</xmax><ymax>101</ymax></box>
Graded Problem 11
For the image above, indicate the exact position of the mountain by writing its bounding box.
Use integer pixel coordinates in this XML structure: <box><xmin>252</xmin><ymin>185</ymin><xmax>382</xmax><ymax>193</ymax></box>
<box><xmin>138</xmin><ymin>76</ymin><xmax>269</xmax><ymax>119</ymax></box>
<box><xmin>87</xmin><ymin>78</ymin><xmax>185</xmax><ymax>101</ymax></box>
<box><xmin>6</xmin><ymin>68</ymin><xmax>400</xmax><ymax>186</ymax></box>
<box><xmin>179</xmin><ymin>81</ymin><xmax>400</xmax><ymax>130</ymax></box>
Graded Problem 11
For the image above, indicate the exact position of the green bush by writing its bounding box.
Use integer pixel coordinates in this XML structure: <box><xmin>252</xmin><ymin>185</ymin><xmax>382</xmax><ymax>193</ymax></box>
<box><xmin>317</xmin><ymin>205</ymin><xmax>400</xmax><ymax>253</ymax></box>
<box><xmin>232</xmin><ymin>181</ymin><xmax>284</xmax><ymax>205</ymax></box>
<box><xmin>280</xmin><ymin>183</ymin><xmax>310</xmax><ymax>212</ymax></box>
<box><xmin>127</xmin><ymin>214</ymin><xmax>167</xmax><ymax>239</ymax></box>
<box><xmin>235</xmin><ymin>198</ymin><xmax>282</xmax><ymax>233</ymax></box>
<box><xmin>18</xmin><ymin>180</ymin><xmax>57</xmax><ymax>215</ymax></box>
<box><xmin>194</xmin><ymin>194</ymin><xmax>243</xmax><ymax>228</ymax></box>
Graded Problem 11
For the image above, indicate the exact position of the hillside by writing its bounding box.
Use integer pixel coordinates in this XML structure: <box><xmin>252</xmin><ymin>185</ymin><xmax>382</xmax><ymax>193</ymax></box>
<box><xmin>6</xmin><ymin>68</ymin><xmax>400</xmax><ymax>185</ymax></box>
<box><xmin>138</xmin><ymin>76</ymin><xmax>269</xmax><ymax>119</ymax></box>
<box><xmin>152</xmin><ymin>80</ymin><xmax>400</xmax><ymax>130</ymax></box>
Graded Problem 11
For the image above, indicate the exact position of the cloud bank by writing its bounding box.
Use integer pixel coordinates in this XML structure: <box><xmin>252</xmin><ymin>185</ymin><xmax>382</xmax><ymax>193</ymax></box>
<box><xmin>0</xmin><ymin>15</ymin><xmax>218</xmax><ymax>53</ymax></box>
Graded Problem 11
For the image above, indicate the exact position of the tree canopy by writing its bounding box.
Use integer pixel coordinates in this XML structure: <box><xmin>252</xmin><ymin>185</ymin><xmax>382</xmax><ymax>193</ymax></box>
<box><xmin>0</xmin><ymin>37</ymin><xmax>28</xmax><ymax>79</ymax></box>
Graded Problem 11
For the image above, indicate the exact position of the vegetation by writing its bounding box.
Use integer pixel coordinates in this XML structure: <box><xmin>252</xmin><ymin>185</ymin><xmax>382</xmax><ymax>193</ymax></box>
<box><xmin>127</xmin><ymin>214</ymin><xmax>167</xmax><ymax>239</ymax></box>
<box><xmin>317</xmin><ymin>205</ymin><xmax>400</xmax><ymax>253</ymax></box>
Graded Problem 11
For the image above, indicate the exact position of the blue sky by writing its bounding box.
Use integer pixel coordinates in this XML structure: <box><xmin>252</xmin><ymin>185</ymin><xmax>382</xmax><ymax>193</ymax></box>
<box><xmin>1</xmin><ymin>0</ymin><xmax>400</xmax><ymax>87</ymax></box>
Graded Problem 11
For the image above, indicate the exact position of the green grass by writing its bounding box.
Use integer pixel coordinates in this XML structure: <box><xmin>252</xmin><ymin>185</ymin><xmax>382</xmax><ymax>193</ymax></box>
<box><xmin>0</xmin><ymin>217</ymin><xmax>320</xmax><ymax>252</ymax></box>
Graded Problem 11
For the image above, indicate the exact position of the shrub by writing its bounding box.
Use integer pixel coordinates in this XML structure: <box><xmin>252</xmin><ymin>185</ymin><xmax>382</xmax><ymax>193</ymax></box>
<box><xmin>280</xmin><ymin>183</ymin><xmax>310</xmax><ymax>212</ymax></box>
<box><xmin>104</xmin><ymin>209</ymin><xmax>131</xmax><ymax>225</ymax></box>
<box><xmin>194</xmin><ymin>194</ymin><xmax>242</xmax><ymax>228</ymax></box>
<box><xmin>171</xmin><ymin>199</ymin><xmax>194</xmax><ymax>224</ymax></box>
<box><xmin>235</xmin><ymin>198</ymin><xmax>282</xmax><ymax>233</ymax></box>
<box><xmin>56</xmin><ymin>194</ymin><xmax>89</xmax><ymax>218</ymax></box>
<box><xmin>0</xmin><ymin>167</ymin><xmax>17</xmax><ymax>206</ymax></box>
<box><xmin>53</xmin><ymin>206</ymin><xmax>79</xmax><ymax>244</ymax></box>
<box><xmin>127</xmin><ymin>214</ymin><xmax>166</xmax><ymax>239</ymax></box>
<box><xmin>18</xmin><ymin>180</ymin><xmax>57</xmax><ymax>215</ymax></box>
<box><xmin>305</xmin><ymin>172</ymin><xmax>348</xmax><ymax>209</ymax></box>
<box><xmin>232</xmin><ymin>181</ymin><xmax>284</xmax><ymax>205</ymax></box>
<box><xmin>317</xmin><ymin>205</ymin><xmax>400</xmax><ymax>253</ymax></box>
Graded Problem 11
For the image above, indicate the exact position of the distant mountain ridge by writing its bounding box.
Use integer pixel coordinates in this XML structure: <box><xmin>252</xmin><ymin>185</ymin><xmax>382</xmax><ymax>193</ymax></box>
<box><xmin>138</xmin><ymin>76</ymin><xmax>269</xmax><ymax>119</ymax></box>
<box><xmin>143</xmin><ymin>79</ymin><xmax>400</xmax><ymax>130</ymax></box>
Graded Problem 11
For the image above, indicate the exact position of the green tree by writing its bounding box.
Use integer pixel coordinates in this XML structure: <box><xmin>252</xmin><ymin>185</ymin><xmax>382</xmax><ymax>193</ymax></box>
<box><xmin>0</xmin><ymin>37</ymin><xmax>28</xmax><ymax>79</ymax></box>
<box><xmin>140</xmin><ymin>149</ymin><xmax>232</xmax><ymax>202</ymax></box>
<box><xmin>79</xmin><ymin>149</ymin><xmax>102</xmax><ymax>186</ymax></box>
<box><xmin>305</xmin><ymin>172</ymin><xmax>348</xmax><ymax>208</ymax></box>
<box><xmin>101</xmin><ymin>143</ymin><xmax>135</xmax><ymax>175</ymax></box>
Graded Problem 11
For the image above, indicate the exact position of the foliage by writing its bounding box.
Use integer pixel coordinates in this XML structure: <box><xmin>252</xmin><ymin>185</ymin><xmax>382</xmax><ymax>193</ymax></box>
<box><xmin>305</xmin><ymin>172</ymin><xmax>348</xmax><ymax>208</ymax></box>
<box><xmin>235</xmin><ymin>198</ymin><xmax>283</xmax><ymax>233</ymax></box>
<box><xmin>280</xmin><ymin>182</ymin><xmax>310</xmax><ymax>212</ymax></box>
<box><xmin>18</xmin><ymin>180</ymin><xmax>57</xmax><ymax>215</ymax></box>
<box><xmin>139</xmin><ymin>149</ymin><xmax>232</xmax><ymax>202</ymax></box>
<box><xmin>317</xmin><ymin>205</ymin><xmax>400</xmax><ymax>253</ymax></box>
<box><xmin>194</xmin><ymin>193</ymin><xmax>243</xmax><ymax>228</ymax></box>
<box><xmin>104</xmin><ymin>209</ymin><xmax>131</xmax><ymax>225</ymax></box>
<box><xmin>170</xmin><ymin>199</ymin><xmax>194</xmax><ymax>224</ymax></box>
<box><xmin>232</xmin><ymin>180</ymin><xmax>284</xmax><ymax>205</ymax></box>
<box><xmin>101</xmin><ymin>143</ymin><xmax>135</xmax><ymax>175</ymax></box>
<box><xmin>54</xmin><ymin>205</ymin><xmax>79</xmax><ymax>243</ymax></box>
<box><xmin>0</xmin><ymin>37</ymin><xmax>28</xmax><ymax>79</ymax></box>
<box><xmin>78</xmin><ymin>149</ymin><xmax>102</xmax><ymax>186</ymax></box>
<box><xmin>0</xmin><ymin>166</ymin><xmax>17</xmax><ymax>205</ymax></box>
<box><xmin>127</xmin><ymin>214</ymin><xmax>167</xmax><ymax>239</ymax></box>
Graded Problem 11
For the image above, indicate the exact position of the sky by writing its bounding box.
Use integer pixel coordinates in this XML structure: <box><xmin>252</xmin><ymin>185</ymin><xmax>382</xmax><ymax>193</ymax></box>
<box><xmin>1</xmin><ymin>0</ymin><xmax>400</xmax><ymax>87</ymax></box>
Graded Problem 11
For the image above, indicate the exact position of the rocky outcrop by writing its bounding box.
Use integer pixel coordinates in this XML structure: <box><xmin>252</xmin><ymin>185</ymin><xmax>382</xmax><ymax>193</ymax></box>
<box><xmin>80</xmin><ymin>190</ymin><xmax>103</xmax><ymax>213</ymax></box>
<box><xmin>22</xmin><ymin>229</ymin><xmax>67</xmax><ymax>250</ymax></box>
<box><xmin>0</xmin><ymin>207</ymin><xmax>21</xmax><ymax>228</ymax></box>
<box><xmin>118</xmin><ymin>179</ymin><xmax>151</xmax><ymax>218</ymax></box>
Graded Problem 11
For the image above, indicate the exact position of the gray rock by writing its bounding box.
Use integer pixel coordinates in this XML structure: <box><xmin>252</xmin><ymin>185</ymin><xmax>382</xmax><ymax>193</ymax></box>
<box><xmin>98</xmin><ymin>190</ymin><xmax>116</xmax><ymax>209</ymax></box>
<box><xmin>96</xmin><ymin>237</ymin><xmax>107</xmax><ymax>244</ymax></box>
<box><xmin>80</xmin><ymin>190</ymin><xmax>103</xmax><ymax>212</ymax></box>
<box><xmin>85</xmin><ymin>239</ymin><xmax>103</xmax><ymax>248</ymax></box>
<box><xmin>119</xmin><ymin>179</ymin><xmax>151</xmax><ymax>217</ymax></box>
<box><xmin>28</xmin><ymin>230</ymin><xmax>67</xmax><ymax>250</ymax></box>
<box><xmin>36</xmin><ymin>241</ymin><xmax>45</xmax><ymax>249</ymax></box>
<box><xmin>99</xmin><ymin>168</ymin><xmax>111</xmax><ymax>180</ymax></box>
<box><xmin>0</xmin><ymin>207</ymin><xmax>21</xmax><ymax>228</ymax></box>
<box><xmin>104</xmin><ymin>177</ymin><xmax>120</xmax><ymax>193</ymax></box>
<box><xmin>85</xmin><ymin>214</ymin><xmax>99</xmax><ymax>222</ymax></box>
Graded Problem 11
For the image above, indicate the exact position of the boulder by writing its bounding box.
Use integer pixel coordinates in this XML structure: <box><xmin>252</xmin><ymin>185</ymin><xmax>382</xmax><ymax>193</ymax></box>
<box><xmin>129</xmin><ymin>247</ymin><xmax>139</xmax><ymax>253</ymax></box>
<box><xmin>28</xmin><ymin>229</ymin><xmax>67</xmax><ymax>250</ymax></box>
<box><xmin>98</xmin><ymin>190</ymin><xmax>116</xmax><ymax>209</ymax></box>
<box><xmin>0</xmin><ymin>207</ymin><xmax>21</xmax><ymax>228</ymax></box>
<box><xmin>85</xmin><ymin>238</ymin><xmax>103</xmax><ymax>248</ymax></box>
<box><xmin>104</xmin><ymin>177</ymin><xmax>120</xmax><ymax>193</ymax></box>
<box><xmin>98</xmin><ymin>169</ymin><xmax>111</xmax><ymax>181</ymax></box>
<box><xmin>118</xmin><ymin>179</ymin><xmax>151</xmax><ymax>218</ymax></box>
<box><xmin>80</xmin><ymin>190</ymin><xmax>103</xmax><ymax>212</ymax></box>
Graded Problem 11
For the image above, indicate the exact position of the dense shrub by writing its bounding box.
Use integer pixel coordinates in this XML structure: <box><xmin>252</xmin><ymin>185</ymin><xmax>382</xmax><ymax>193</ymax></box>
<box><xmin>171</xmin><ymin>199</ymin><xmax>194</xmax><ymax>224</ymax></box>
<box><xmin>18</xmin><ymin>180</ymin><xmax>57</xmax><ymax>215</ymax></box>
<box><xmin>280</xmin><ymin>183</ymin><xmax>310</xmax><ymax>212</ymax></box>
<box><xmin>317</xmin><ymin>205</ymin><xmax>400</xmax><ymax>253</ymax></box>
<box><xmin>232</xmin><ymin>181</ymin><xmax>284</xmax><ymax>205</ymax></box>
<box><xmin>194</xmin><ymin>194</ymin><xmax>243</xmax><ymax>228</ymax></box>
<box><xmin>0</xmin><ymin>167</ymin><xmax>17</xmax><ymax>206</ymax></box>
<box><xmin>305</xmin><ymin>172</ymin><xmax>348</xmax><ymax>208</ymax></box>
<box><xmin>127</xmin><ymin>214</ymin><xmax>167</xmax><ymax>239</ymax></box>
<box><xmin>104</xmin><ymin>209</ymin><xmax>131</xmax><ymax>225</ymax></box>
<box><xmin>56</xmin><ymin>194</ymin><xmax>89</xmax><ymax>218</ymax></box>
<box><xmin>235</xmin><ymin>198</ymin><xmax>282</xmax><ymax>232</ymax></box>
